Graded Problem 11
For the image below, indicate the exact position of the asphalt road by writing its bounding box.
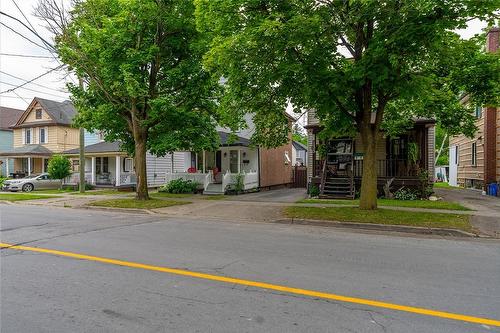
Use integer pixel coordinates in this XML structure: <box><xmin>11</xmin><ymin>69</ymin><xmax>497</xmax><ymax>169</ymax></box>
<box><xmin>1</xmin><ymin>203</ymin><xmax>499</xmax><ymax>333</ymax></box>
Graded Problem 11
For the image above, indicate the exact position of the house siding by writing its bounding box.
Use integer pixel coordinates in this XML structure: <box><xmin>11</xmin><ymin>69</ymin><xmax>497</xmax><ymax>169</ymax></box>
<box><xmin>0</xmin><ymin>130</ymin><xmax>14</xmax><ymax>176</ymax></box>
<box><xmin>13</xmin><ymin>126</ymin><xmax>80</xmax><ymax>152</ymax></box>
<box><xmin>146</xmin><ymin>152</ymin><xmax>188</xmax><ymax>187</ymax></box>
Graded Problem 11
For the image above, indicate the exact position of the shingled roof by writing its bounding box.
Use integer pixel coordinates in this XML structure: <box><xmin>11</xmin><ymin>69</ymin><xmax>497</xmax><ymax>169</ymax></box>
<box><xmin>13</xmin><ymin>97</ymin><xmax>77</xmax><ymax>128</ymax></box>
<box><xmin>0</xmin><ymin>106</ymin><xmax>24</xmax><ymax>131</ymax></box>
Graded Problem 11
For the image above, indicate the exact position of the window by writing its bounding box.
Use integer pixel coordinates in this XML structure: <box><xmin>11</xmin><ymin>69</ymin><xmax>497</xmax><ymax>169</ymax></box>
<box><xmin>471</xmin><ymin>142</ymin><xmax>477</xmax><ymax>166</ymax></box>
<box><xmin>455</xmin><ymin>145</ymin><xmax>459</xmax><ymax>165</ymax></box>
<box><xmin>475</xmin><ymin>105</ymin><xmax>482</xmax><ymax>119</ymax></box>
<box><xmin>72</xmin><ymin>159</ymin><xmax>80</xmax><ymax>172</ymax></box>
<box><xmin>25</xmin><ymin>128</ymin><xmax>32</xmax><ymax>144</ymax></box>
<box><xmin>35</xmin><ymin>109</ymin><xmax>42</xmax><ymax>119</ymax></box>
<box><xmin>39</xmin><ymin>128</ymin><xmax>46</xmax><ymax>143</ymax></box>
<box><xmin>124</xmin><ymin>158</ymin><xmax>134</xmax><ymax>172</ymax></box>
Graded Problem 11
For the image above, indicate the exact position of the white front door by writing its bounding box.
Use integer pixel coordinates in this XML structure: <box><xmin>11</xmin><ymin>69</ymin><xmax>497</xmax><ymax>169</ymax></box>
<box><xmin>449</xmin><ymin>145</ymin><xmax>458</xmax><ymax>187</ymax></box>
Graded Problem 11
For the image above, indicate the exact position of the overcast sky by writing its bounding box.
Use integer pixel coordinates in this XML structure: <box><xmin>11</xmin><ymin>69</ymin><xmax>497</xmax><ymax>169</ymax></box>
<box><xmin>0</xmin><ymin>0</ymin><xmax>490</xmax><ymax>114</ymax></box>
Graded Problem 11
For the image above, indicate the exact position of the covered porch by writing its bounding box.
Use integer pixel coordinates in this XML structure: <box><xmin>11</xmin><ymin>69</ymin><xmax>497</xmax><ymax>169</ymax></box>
<box><xmin>0</xmin><ymin>145</ymin><xmax>52</xmax><ymax>178</ymax></box>
<box><xmin>166</xmin><ymin>132</ymin><xmax>259</xmax><ymax>194</ymax></box>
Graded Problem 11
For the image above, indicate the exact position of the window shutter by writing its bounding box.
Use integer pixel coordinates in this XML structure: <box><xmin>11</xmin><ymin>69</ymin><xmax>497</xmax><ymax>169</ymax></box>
<box><xmin>35</xmin><ymin>128</ymin><xmax>39</xmax><ymax>144</ymax></box>
<box><xmin>22</xmin><ymin>128</ymin><xmax>26</xmax><ymax>144</ymax></box>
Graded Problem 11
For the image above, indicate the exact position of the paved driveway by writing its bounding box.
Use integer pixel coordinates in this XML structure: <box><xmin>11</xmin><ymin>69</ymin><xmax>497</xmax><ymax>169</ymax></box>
<box><xmin>435</xmin><ymin>188</ymin><xmax>500</xmax><ymax>237</ymax></box>
<box><xmin>227</xmin><ymin>188</ymin><xmax>307</xmax><ymax>203</ymax></box>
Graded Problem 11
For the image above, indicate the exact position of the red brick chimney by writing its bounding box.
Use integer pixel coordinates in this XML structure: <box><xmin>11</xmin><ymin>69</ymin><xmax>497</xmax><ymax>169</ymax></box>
<box><xmin>484</xmin><ymin>27</ymin><xmax>499</xmax><ymax>188</ymax></box>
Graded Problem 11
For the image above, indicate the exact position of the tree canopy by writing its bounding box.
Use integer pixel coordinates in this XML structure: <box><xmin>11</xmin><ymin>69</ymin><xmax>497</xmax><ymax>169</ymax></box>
<box><xmin>196</xmin><ymin>0</ymin><xmax>500</xmax><ymax>208</ymax></box>
<box><xmin>56</xmin><ymin>0</ymin><xmax>221</xmax><ymax>199</ymax></box>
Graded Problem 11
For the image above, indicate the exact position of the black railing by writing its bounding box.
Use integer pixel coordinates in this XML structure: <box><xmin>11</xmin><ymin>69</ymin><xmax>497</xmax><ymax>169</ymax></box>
<box><xmin>353</xmin><ymin>159</ymin><xmax>419</xmax><ymax>178</ymax></box>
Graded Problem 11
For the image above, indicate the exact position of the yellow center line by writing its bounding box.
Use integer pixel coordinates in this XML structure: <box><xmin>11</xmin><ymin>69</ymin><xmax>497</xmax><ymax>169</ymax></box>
<box><xmin>1</xmin><ymin>242</ymin><xmax>498</xmax><ymax>327</ymax></box>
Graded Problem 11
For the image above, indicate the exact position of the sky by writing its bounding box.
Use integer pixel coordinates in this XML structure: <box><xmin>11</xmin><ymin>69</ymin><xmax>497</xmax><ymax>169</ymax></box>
<box><xmin>0</xmin><ymin>0</ymin><xmax>491</xmax><ymax>115</ymax></box>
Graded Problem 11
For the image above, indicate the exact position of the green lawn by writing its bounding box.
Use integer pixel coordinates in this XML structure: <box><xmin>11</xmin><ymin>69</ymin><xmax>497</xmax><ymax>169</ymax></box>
<box><xmin>89</xmin><ymin>198</ymin><xmax>191</xmax><ymax>209</ymax></box>
<box><xmin>33</xmin><ymin>189</ymin><xmax>77</xmax><ymax>194</ymax></box>
<box><xmin>0</xmin><ymin>193</ymin><xmax>59</xmax><ymax>201</ymax></box>
<box><xmin>284</xmin><ymin>206</ymin><xmax>471</xmax><ymax>231</ymax></box>
<box><xmin>202</xmin><ymin>194</ymin><xmax>226</xmax><ymax>200</ymax></box>
<box><xmin>298</xmin><ymin>198</ymin><xmax>470</xmax><ymax>211</ymax></box>
<box><xmin>433</xmin><ymin>182</ymin><xmax>453</xmax><ymax>188</ymax></box>
<box><xmin>150</xmin><ymin>192</ymin><xmax>194</xmax><ymax>199</ymax></box>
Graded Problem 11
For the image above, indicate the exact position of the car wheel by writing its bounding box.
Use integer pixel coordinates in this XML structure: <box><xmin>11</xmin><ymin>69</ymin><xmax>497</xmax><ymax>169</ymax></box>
<box><xmin>22</xmin><ymin>183</ymin><xmax>34</xmax><ymax>192</ymax></box>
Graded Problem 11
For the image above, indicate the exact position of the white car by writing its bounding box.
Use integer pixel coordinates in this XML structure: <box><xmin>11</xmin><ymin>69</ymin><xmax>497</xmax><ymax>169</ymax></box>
<box><xmin>2</xmin><ymin>173</ymin><xmax>62</xmax><ymax>192</ymax></box>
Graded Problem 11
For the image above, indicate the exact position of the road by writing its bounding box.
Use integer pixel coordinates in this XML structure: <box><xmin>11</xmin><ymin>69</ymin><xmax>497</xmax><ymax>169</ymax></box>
<box><xmin>1</xmin><ymin>203</ymin><xmax>499</xmax><ymax>332</ymax></box>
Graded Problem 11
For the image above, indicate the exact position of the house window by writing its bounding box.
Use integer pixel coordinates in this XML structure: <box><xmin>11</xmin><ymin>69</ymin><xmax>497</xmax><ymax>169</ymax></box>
<box><xmin>475</xmin><ymin>105</ymin><xmax>482</xmax><ymax>119</ymax></box>
<box><xmin>124</xmin><ymin>158</ymin><xmax>134</xmax><ymax>172</ymax></box>
<box><xmin>35</xmin><ymin>109</ymin><xmax>42</xmax><ymax>119</ymax></box>
<box><xmin>39</xmin><ymin>128</ymin><xmax>46</xmax><ymax>143</ymax></box>
<box><xmin>471</xmin><ymin>142</ymin><xmax>477</xmax><ymax>166</ymax></box>
<box><xmin>102</xmin><ymin>157</ymin><xmax>109</xmax><ymax>173</ymax></box>
<box><xmin>25</xmin><ymin>128</ymin><xmax>32</xmax><ymax>144</ymax></box>
<box><xmin>455</xmin><ymin>145</ymin><xmax>459</xmax><ymax>165</ymax></box>
<box><xmin>72</xmin><ymin>159</ymin><xmax>80</xmax><ymax>172</ymax></box>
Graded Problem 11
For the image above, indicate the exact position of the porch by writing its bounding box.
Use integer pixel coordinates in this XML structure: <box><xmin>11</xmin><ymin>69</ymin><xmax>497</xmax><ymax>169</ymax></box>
<box><xmin>66</xmin><ymin>155</ymin><xmax>136</xmax><ymax>188</ymax></box>
<box><xmin>0</xmin><ymin>144</ymin><xmax>53</xmax><ymax>178</ymax></box>
<box><xmin>166</xmin><ymin>145</ymin><xmax>259</xmax><ymax>194</ymax></box>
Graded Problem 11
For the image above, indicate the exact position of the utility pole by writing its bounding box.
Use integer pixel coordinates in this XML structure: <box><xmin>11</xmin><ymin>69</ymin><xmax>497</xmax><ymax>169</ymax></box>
<box><xmin>79</xmin><ymin>77</ymin><xmax>85</xmax><ymax>193</ymax></box>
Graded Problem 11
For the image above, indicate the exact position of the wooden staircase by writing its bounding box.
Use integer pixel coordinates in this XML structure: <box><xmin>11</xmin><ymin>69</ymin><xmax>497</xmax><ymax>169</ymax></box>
<box><xmin>320</xmin><ymin>177</ymin><xmax>354</xmax><ymax>199</ymax></box>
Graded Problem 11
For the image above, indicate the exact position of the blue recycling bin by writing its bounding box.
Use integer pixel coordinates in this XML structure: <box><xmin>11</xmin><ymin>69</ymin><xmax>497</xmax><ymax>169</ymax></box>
<box><xmin>487</xmin><ymin>183</ymin><xmax>498</xmax><ymax>197</ymax></box>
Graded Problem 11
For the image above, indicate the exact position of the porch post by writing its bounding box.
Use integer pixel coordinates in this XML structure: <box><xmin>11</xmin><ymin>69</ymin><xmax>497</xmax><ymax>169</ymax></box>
<box><xmin>42</xmin><ymin>158</ymin><xmax>45</xmax><ymax>173</ymax></box>
<box><xmin>115</xmin><ymin>155</ymin><xmax>121</xmax><ymax>187</ymax></box>
<box><xmin>5</xmin><ymin>158</ymin><xmax>9</xmax><ymax>177</ymax></box>
<box><xmin>202</xmin><ymin>150</ymin><xmax>206</xmax><ymax>173</ymax></box>
<box><xmin>237</xmin><ymin>149</ymin><xmax>241</xmax><ymax>173</ymax></box>
<box><xmin>91</xmin><ymin>157</ymin><xmax>96</xmax><ymax>185</ymax></box>
<box><xmin>27</xmin><ymin>157</ymin><xmax>31</xmax><ymax>176</ymax></box>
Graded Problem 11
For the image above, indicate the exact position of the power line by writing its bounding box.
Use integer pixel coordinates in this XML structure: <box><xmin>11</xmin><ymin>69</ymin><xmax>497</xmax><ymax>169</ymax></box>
<box><xmin>0</xmin><ymin>11</ymin><xmax>55</xmax><ymax>52</ymax></box>
<box><xmin>0</xmin><ymin>22</ymin><xmax>49</xmax><ymax>51</ymax></box>
<box><xmin>0</xmin><ymin>81</ymin><xmax>67</xmax><ymax>98</ymax></box>
<box><xmin>12</xmin><ymin>90</ymin><xmax>30</xmax><ymax>104</ymax></box>
<box><xmin>0</xmin><ymin>53</ymin><xmax>53</xmax><ymax>59</ymax></box>
<box><xmin>0</xmin><ymin>65</ymin><xmax>65</xmax><ymax>95</ymax></box>
<box><xmin>0</xmin><ymin>70</ymin><xmax>68</xmax><ymax>93</ymax></box>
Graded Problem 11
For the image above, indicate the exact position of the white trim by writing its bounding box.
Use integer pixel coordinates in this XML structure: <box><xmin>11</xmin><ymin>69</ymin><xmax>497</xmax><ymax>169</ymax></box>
<box><xmin>22</xmin><ymin>128</ymin><xmax>26</xmax><ymax>144</ymax></box>
<box><xmin>5</xmin><ymin>158</ymin><xmax>9</xmax><ymax>176</ymax></box>
<box><xmin>27</xmin><ymin>157</ymin><xmax>31</xmax><ymax>176</ymax></box>
<box><xmin>115</xmin><ymin>156</ymin><xmax>121</xmax><ymax>186</ymax></box>
<box><xmin>124</xmin><ymin>157</ymin><xmax>133</xmax><ymax>172</ymax></box>
<box><xmin>91</xmin><ymin>157</ymin><xmax>96</xmax><ymax>185</ymax></box>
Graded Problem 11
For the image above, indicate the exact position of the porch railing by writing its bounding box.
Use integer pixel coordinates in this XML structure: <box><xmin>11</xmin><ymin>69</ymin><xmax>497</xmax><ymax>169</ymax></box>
<box><xmin>353</xmin><ymin>159</ymin><xmax>419</xmax><ymax>178</ymax></box>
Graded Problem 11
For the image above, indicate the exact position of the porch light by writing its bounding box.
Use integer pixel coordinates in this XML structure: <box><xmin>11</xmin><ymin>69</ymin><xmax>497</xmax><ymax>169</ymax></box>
<box><xmin>223</xmin><ymin>152</ymin><xmax>227</xmax><ymax>157</ymax></box>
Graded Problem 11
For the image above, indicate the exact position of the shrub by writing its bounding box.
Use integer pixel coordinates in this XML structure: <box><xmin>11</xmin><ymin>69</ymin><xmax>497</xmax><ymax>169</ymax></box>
<box><xmin>394</xmin><ymin>187</ymin><xmax>418</xmax><ymax>201</ymax></box>
<box><xmin>159</xmin><ymin>178</ymin><xmax>199</xmax><ymax>194</ymax></box>
<box><xmin>0</xmin><ymin>176</ymin><xmax>7</xmax><ymax>188</ymax></box>
<box><xmin>47</xmin><ymin>155</ymin><xmax>72</xmax><ymax>189</ymax></box>
<box><xmin>417</xmin><ymin>169</ymin><xmax>433</xmax><ymax>199</ymax></box>
<box><xmin>232</xmin><ymin>173</ymin><xmax>245</xmax><ymax>194</ymax></box>
<box><xmin>309</xmin><ymin>184</ymin><xmax>320</xmax><ymax>197</ymax></box>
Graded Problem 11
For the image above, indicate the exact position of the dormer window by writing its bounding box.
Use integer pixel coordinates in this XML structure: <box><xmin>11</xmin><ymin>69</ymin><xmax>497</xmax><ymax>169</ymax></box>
<box><xmin>35</xmin><ymin>109</ymin><xmax>42</xmax><ymax>119</ymax></box>
<box><xmin>475</xmin><ymin>105</ymin><xmax>482</xmax><ymax>119</ymax></box>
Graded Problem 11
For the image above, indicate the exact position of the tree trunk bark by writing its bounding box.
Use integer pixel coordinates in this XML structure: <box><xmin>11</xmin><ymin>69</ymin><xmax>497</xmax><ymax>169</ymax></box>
<box><xmin>359</xmin><ymin>129</ymin><xmax>378</xmax><ymax>210</ymax></box>
<box><xmin>133</xmin><ymin>127</ymin><xmax>149</xmax><ymax>200</ymax></box>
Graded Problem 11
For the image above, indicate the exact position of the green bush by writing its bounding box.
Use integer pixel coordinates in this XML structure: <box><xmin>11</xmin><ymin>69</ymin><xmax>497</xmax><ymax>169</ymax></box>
<box><xmin>47</xmin><ymin>155</ymin><xmax>72</xmax><ymax>189</ymax></box>
<box><xmin>159</xmin><ymin>178</ymin><xmax>199</xmax><ymax>194</ymax></box>
<box><xmin>394</xmin><ymin>187</ymin><xmax>418</xmax><ymax>201</ymax></box>
<box><xmin>0</xmin><ymin>176</ymin><xmax>7</xmax><ymax>188</ymax></box>
<box><xmin>232</xmin><ymin>173</ymin><xmax>245</xmax><ymax>194</ymax></box>
<box><xmin>309</xmin><ymin>184</ymin><xmax>320</xmax><ymax>197</ymax></box>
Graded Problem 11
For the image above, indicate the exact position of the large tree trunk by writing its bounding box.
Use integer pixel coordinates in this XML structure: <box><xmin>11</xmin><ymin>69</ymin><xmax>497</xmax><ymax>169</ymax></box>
<box><xmin>133</xmin><ymin>126</ymin><xmax>149</xmax><ymax>200</ymax></box>
<box><xmin>359</xmin><ymin>128</ymin><xmax>378</xmax><ymax>210</ymax></box>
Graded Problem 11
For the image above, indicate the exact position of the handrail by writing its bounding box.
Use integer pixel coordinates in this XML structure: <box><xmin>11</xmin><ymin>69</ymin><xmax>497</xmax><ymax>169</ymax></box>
<box><xmin>319</xmin><ymin>159</ymin><xmax>327</xmax><ymax>194</ymax></box>
<box><xmin>204</xmin><ymin>172</ymin><xmax>211</xmax><ymax>191</ymax></box>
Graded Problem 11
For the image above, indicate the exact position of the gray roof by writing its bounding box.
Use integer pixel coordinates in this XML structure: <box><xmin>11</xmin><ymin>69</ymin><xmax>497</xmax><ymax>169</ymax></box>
<box><xmin>0</xmin><ymin>106</ymin><xmax>24</xmax><ymax>130</ymax></box>
<box><xmin>218</xmin><ymin>131</ymin><xmax>251</xmax><ymax>147</ymax></box>
<box><xmin>36</xmin><ymin>98</ymin><xmax>77</xmax><ymax>125</ymax></box>
<box><xmin>292</xmin><ymin>140</ymin><xmax>307</xmax><ymax>151</ymax></box>
<box><xmin>0</xmin><ymin>144</ymin><xmax>53</xmax><ymax>156</ymax></box>
<box><xmin>64</xmin><ymin>141</ymin><xmax>123</xmax><ymax>155</ymax></box>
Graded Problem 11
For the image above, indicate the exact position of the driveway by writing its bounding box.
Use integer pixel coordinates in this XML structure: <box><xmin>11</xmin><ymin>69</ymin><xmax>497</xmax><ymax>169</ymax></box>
<box><xmin>435</xmin><ymin>188</ymin><xmax>500</xmax><ymax>238</ymax></box>
<box><xmin>227</xmin><ymin>188</ymin><xmax>307</xmax><ymax>203</ymax></box>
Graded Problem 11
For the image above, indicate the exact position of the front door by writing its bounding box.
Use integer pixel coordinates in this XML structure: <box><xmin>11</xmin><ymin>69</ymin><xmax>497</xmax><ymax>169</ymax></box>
<box><xmin>216</xmin><ymin>151</ymin><xmax>222</xmax><ymax>171</ymax></box>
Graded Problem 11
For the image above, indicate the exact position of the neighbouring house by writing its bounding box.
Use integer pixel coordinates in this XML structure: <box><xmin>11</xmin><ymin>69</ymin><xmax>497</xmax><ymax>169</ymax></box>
<box><xmin>65</xmin><ymin>114</ymin><xmax>295</xmax><ymax>193</ymax></box>
<box><xmin>292</xmin><ymin>140</ymin><xmax>308</xmax><ymax>166</ymax></box>
<box><xmin>305</xmin><ymin>109</ymin><xmax>435</xmax><ymax>198</ymax></box>
<box><xmin>0</xmin><ymin>106</ymin><xmax>24</xmax><ymax>177</ymax></box>
<box><xmin>449</xmin><ymin>27</ymin><xmax>500</xmax><ymax>190</ymax></box>
<box><xmin>0</xmin><ymin>97</ymin><xmax>99</xmax><ymax>178</ymax></box>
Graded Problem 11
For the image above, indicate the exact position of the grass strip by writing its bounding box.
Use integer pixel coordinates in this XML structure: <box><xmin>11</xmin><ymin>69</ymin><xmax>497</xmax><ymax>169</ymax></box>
<box><xmin>284</xmin><ymin>206</ymin><xmax>471</xmax><ymax>231</ymax></box>
<box><xmin>0</xmin><ymin>193</ymin><xmax>59</xmax><ymax>201</ymax></box>
<box><xmin>298</xmin><ymin>198</ymin><xmax>470</xmax><ymax>211</ymax></box>
<box><xmin>89</xmin><ymin>198</ymin><xmax>191</xmax><ymax>209</ymax></box>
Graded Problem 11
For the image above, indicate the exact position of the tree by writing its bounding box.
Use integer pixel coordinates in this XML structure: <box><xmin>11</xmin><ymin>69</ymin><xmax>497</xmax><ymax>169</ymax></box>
<box><xmin>52</xmin><ymin>0</ymin><xmax>220</xmax><ymax>200</ymax></box>
<box><xmin>292</xmin><ymin>124</ymin><xmax>307</xmax><ymax>146</ymax></box>
<box><xmin>435</xmin><ymin>126</ymin><xmax>449</xmax><ymax>166</ymax></box>
<box><xmin>47</xmin><ymin>155</ymin><xmax>72</xmax><ymax>189</ymax></box>
<box><xmin>195</xmin><ymin>0</ymin><xmax>500</xmax><ymax>209</ymax></box>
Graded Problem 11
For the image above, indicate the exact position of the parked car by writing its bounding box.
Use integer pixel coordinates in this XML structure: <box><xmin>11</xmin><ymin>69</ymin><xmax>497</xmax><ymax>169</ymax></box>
<box><xmin>2</xmin><ymin>173</ymin><xmax>62</xmax><ymax>192</ymax></box>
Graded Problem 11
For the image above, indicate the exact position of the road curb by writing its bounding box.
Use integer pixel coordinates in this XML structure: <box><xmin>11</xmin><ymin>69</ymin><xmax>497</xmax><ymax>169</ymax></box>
<box><xmin>274</xmin><ymin>218</ymin><xmax>479</xmax><ymax>238</ymax></box>
<box><xmin>78</xmin><ymin>205</ymin><xmax>152</xmax><ymax>215</ymax></box>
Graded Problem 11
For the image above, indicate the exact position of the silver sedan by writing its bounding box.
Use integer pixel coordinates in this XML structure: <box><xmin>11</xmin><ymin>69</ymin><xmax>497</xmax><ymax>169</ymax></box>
<box><xmin>2</xmin><ymin>173</ymin><xmax>62</xmax><ymax>192</ymax></box>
